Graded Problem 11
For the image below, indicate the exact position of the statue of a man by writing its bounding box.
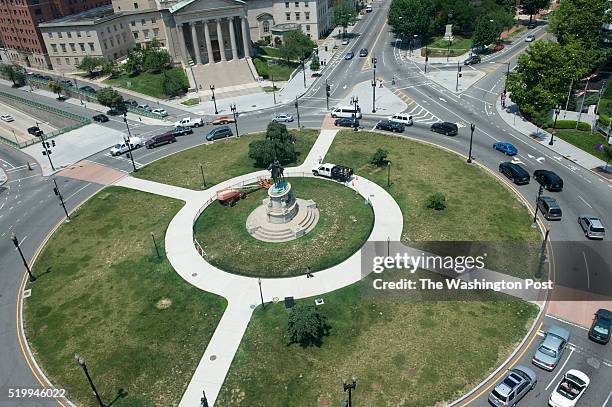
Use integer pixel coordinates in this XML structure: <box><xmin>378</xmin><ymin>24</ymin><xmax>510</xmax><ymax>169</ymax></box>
<box><xmin>267</xmin><ymin>158</ymin><xmax>285</xmax><ymax>186</ymax></box>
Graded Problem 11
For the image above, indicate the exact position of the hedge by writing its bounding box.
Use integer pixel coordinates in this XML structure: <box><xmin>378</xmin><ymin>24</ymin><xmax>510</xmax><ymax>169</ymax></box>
<box><xmin>545</xmin><ymin>119</ymin><xmax>591</xmax><ymax>131</ymax></box>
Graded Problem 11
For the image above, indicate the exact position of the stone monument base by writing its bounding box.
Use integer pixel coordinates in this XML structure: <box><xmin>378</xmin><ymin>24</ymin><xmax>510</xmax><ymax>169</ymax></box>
<box><xmin>246</xmin><ymin>198</ymin><xmax>319</xmax><ymax>242</ymax></box>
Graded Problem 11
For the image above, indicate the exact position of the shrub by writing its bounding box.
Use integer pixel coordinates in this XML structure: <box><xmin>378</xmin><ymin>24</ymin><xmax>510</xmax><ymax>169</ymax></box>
<box><xmin>370</xmin><ymin>148</ymin><xmax>389</xmax><ymax>167</ymax></box>
<box><xmin>546</xmin><ymin>120</ymin><xmax>591</xmax><ymax>131</ymax></box>
<box><xmin>286</xmin><ymin>305</ymin><xmax>328</xmax><ymax>347</ymax></box>
<box><xmin>426</xmin><ymin>192</ymin><xmax>446</xmax><ymax>210</ymax></box>
<box><xmin>253</xmin><ymin>57</ymin><xmax>269</xmax><ymax>79</ymax></box>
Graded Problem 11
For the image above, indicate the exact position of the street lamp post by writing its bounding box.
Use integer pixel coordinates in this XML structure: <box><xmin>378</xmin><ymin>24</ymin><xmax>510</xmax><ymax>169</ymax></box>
<box><xmin>503</xmin><ymin>62</ymin><xmax>510</xmax><ymax>94</ymax></box>
<box><xmin>11</xmin><ymin>232</ymin><xmax>36</xmax><ymax>282</ymax></box>
<box><xmin>325</xmin><ymin>79</ymin><xmax>330</xmax><ymax>110</ymax></box>
<box><xmin>446</xmin><ymin>13</ymin><xmax>453</xmax><ymax>62</ymax></box>
<box><xmin>75</xmin><ymin>354</ymin><xmax>106</xmax><ymax>407</ymax></box>
<box><xmin>294</xmin><ymin>97</ymin><xmax>301</xmax><ymax>129</ymax></box>
<box><xmin>38</xmin><ymin>129</ymin><xmax>56</xmax><ymax>171</ymax></box>
<box><xmin>199</xmin><ymin>163</ymin><xmax>207</xmax><ymax>188</ymax></box>
<box><xmin>424</xmin><ymin>43</ymin><xmax>429</xmax><ymax>73</ymax></box>
<box><xmin>210</xmin><ymin>85</ymin><xmax>218</xmax><ymax>114</ymax></box>
<box><xmin>122</xmin><ymin>113</ymin><xmax>137</xmax><ymax>172</ymax></box>
<box><xmin>52</xmin><ymin>178</ymin><xmax>70</xmax><ymax>220</ymax></box>
<box><xmin>257</xmin><ymin>277</ymin><xmax>265</xmax><ymax>308</ymax></box>
<box><xmin>271</xmin><ymin>73</ymin><xmax>276</xmax><ymax>104</ymax></box>
<box><xmin>532</xmin><ymin>184</ymin><xmax>544</xmax><ymax>225</ymax></box>
<box><xmin>387</xmin><ymin>160</ymin><xmax>391</xmax><ymax>187</ymax></box>
<box><xmin>467</xmin><ymin>123</ymin><xmax>475</xmax><ymax>163</ymax></box>
<box><xmin>371</xmin><ymin>55</ymin><xmax>377</xmax><ymax>113</ymax></box>
<box><xmin>150</xmin><ymin>232</ymin><xmax>160</xmax><ymax>258</ymax></box>
<box><xmin>455</xmin><ymin>61</ymin><xmax>462</xmax><ymax>92</ymax></box>
<box><xmin>549</xmin><ymin>106</ymin><xmax>560</xmax><ymax>145</ymax></box>
<box><xmin>300</xmin><ymin>58</ymin><xmax>306</xmax><ymax>88</ymax></box>
<box><xmin>190</xmin><ymin>66</ymin><xmax>201</xmax><ymax>103</ymax></box>
<box><xmin>342</xmin><ymin>377</ymin><xmax>357</xmax><ymax>407</ymax></box>
<box><xmin>351</xmin><ymin>96</ymin><xmax>359</xmax><ymax>131</ymax></box>
<box><xmin>230</xmin><ymin>104</ymin><xmax>239</xmax><ymax>137</ymax></box>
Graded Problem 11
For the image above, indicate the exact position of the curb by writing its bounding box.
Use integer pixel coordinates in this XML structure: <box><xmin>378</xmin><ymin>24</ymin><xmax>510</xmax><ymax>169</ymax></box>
<box><xmin>0</xmin><ymin>167</ymin><xmax>7</xmax><ymax>185</ymax></box>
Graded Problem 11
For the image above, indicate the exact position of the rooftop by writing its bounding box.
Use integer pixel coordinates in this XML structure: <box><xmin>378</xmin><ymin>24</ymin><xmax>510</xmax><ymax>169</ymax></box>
<box><xmin>39</xmin><ymin>4</ymin><xmax>119</xmax><ymax>27</ymax></box>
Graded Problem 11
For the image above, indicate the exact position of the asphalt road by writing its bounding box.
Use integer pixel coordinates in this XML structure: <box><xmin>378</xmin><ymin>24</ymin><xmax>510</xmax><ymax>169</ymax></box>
<box><xmin>0</xmin><ymin>1</ymin><xmax>611</xmax><ymax>405</ymax></box>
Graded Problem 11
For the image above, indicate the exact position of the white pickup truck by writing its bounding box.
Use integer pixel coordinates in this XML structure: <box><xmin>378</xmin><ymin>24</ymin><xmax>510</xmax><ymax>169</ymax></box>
<box><xmin>312</xmin><ymin>163</ymin><xmax>353</xmax><ymax>181</ymax></box>
<box><xmin>173</xmin><ymin>117</ymin><xmax>204</xmax><ymax>128</ymax></box>
<box><xmin>110</xmin><ymin>136</ymin><xmax>144</xmax><ymax>156</ymax></box>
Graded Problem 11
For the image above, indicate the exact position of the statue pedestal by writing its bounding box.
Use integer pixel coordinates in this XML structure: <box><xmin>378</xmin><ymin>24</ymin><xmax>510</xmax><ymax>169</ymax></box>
<box><xmin>264</xmin><ymin>181</ymin><xmax>299</xmax><ymax>223</ymax></box>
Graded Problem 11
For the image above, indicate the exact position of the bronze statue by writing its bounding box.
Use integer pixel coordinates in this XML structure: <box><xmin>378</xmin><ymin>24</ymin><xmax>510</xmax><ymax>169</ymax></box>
<box><xmin>267</xmin><ymin>158</ymin><xmax>285</xmax><ymax>186</ymax></box>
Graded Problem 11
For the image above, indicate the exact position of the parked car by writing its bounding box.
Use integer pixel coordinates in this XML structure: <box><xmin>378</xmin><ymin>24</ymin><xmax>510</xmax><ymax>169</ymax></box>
<box><xmin>137</xmin><ymin>104</ymin><xmax>152</xmax><ymax>111</ymax></box>
<box><xmin>27</xmin><ymin>126</ymin><xmax>41</xmax><ymax>136</ymax></box>
<box><xmin>588</xmin><ymin>308</ymin><xmax>611</xmax><ymax>344</ymax></box>
<box><xmin>493</xmin><ymin>141</ymin><xmax>518</xmax><ymax>156</ymax></box>
<box><xmin>532</xmin><ymin>325</ymin><xmax>570</xmax><ymax>371</ymax></box>
<box><xmin>388</xmin><ymin>113</ymin><xmax>413</xmax><ymax>126</ymax></box>
<box><xmin>206</xmin><ymin>125</ymin><xmax>233</xmax><ymax>141</ymax></box>
<box><xmin>577</xmin><ymin>215</ymin><xmax>606</xmax><ymax>239</ymax></box>
<box><xmin>312</xmin><ymin>163</ymin><xmax>353</xmax><ymax>181</ymax></box>
<box><xmin>145</xmin><ymin>132</ymin><xmax>176</xmax><ymax>149</ymax></box>
<box><xmin>151</xmin><ymin>108</ymin><xmax>168</xmax><ymax>117</ymax></box>
<box><xmin>527</xmin><ymin>21</ymin><xmax>537</xmax><ymax>29</ymax></box>
<box><xmin>110</xmin><ymin>137</ymin><xmax>144</xmax><ymax>156</ymax></box>
<box><xmin>1</xmin><ymin>114</ymin><xmax>14</xmax><ymax>122</ymax></box>
<box><xmin>493</xmin><ymin>43</ymin><xmax>505</xmax><ymax>52</ymax></box>
<box><xmin>93</xmin><ymin>114</ymin><xmax>109</xmax><ymax>123</ymax></box>
<box><xmin>79</xmin><ymin>85</ymin><xmax>96</xmax><ymax>94</ymax></box>
<box><xmin>175</xmin><ymin>117</ymin><xmax>205</xmax><ymax>127</ymax></box>
<box><xmin>538</xmin><ymin>196</ymin><xmax>562</xmax><ymax>220</ymax></box>
<box><xmin>341</xmin><ymin>38</ymin><xmax>349</xmax><ymax>45</ymax></box>
<box><xmin>59</xmin><ymin>79</ymin><xmax>74</xmax><ymax>87</ymax></box>
<box><xmin>525</xmin><ymin>34</ymin><xmax>536</xmax><ymax>42</ymax></box>
<box><xmin>430</xmin><ymin>122</ymin><xmax>458</xmax><ymax>136</ymax></box>
<box><xmin>125</xmin><ymin>99</ymin><xmax>139</xmax><ymax>107</ymax></box>
<box><xmin>107</xmin><ymin>106</ymin><xmax>127</xmax><ymax>116</ymax></box>
<box><xmin>344</xmin><ymin>51</ymin><xmax>355</xmax><ymax>60</ymax></box>
<box><xmin>488</xmin><ymin>365</ymin><xmax>537</xmax><ymax>407</ymax></box>
<box><xmin>334</xmin><ymin>117</ymin><xmax>359</xmax><ymax>128</ymax></box>
<box><xmin>172</xmin><ymin>125</ymin><xmax>193</xmax><ymax>136</ymax></box>
<box><xmin>359</xmin><ymin>48</ymin><xmax>368</xmax><ymax>57</ymax></box>
<box><xmin>499</xmin><ymin>162</ymin><xmax>530</xmax><ymax>184</ymax></box>
<box><xmin>534</xmin><ymin>169</ymin><xmax>563</xmax><ymax>191</ymax></box>
<box><xmin>272</xmin><ymin>114</ymin><xmax>294</xmax><ymax>123</ymax></box>
<box><xmin>464</xmin><ymin>55</ymin><xmax>481</xmax><ymax>65</ymax></box>
<box><xmin>548</xmin><ymin>370</ymin><xmax>590</xmax><ymax>407</ymax></box>
<box><xmin>375</xmin><ymin>120</ymin><xmax>404</xmax><ymax>133</ymax></box>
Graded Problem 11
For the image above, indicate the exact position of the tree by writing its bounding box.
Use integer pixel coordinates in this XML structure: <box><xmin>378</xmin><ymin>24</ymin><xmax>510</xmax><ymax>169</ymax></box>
<box><xmin>0</xmin><ymin>64</ymin><xmax>25</xmax><ymax>87</ymax></box>
<box><xmin>286</xmin><ymin>305</ymin><xmax>328</xmax><ymax>347</ymax></box>
<box><xmin>279</xmin><ymin>30</ymin><xmax>315</xmax><ymax>62</ymax></box>
<box><xmin>161</xmin><ymin>69</ymin><xmax>188</xmax><ymax>97</ymax></box>
<box><xmin>519</xmin><ymin>0</ymin><xmax>549</xmax><ymax>25</ymax></box>
<box><xmin>248</xmin><ymin>122</ymin><xmax>297</xmax><ymax>167</ymax></box>
<box><xmin>602</xmin><ymin>144</ymin><xmax>612</xmax><ymax>172</ymax></box>
<box><xmin>426</xmin><ymin>192</ymin><xmax>447</xmax><ymax>210</ymax></box>
<box><xmin>332</xmin><ymin>1</ymin><xmax>357</xmax><ymax>35</ymax></box>
<box><xmin>124</xmin><ymin>50</ymin><xmax>143</xmax><ymax>76</ymax></box>
<box><xmin>310</xmin><ymin>55</ymin><xmax>320</xmax><ymax>71</ymax></box>
<box><xmin>388</xmin><ymin>0</ymin><xmax>435</xmax><ymax>40</ymax></box>
<box><xmin>472</xmin><ymin>17</ymin><xmax>501</xmax><ymax>48</ymax></box>
<box><xmin>142</xmin><ymin>48</ymin><xmax>172</xmax><ymax>72</ymax></box>
<box><xmin>77</xmin><ymin>56</ymin><xmax>103</xmax><ymax>78</ymax></box>
<box><xmin>48</xmin><ymin>80</ymin><xmax>63</xmax><ymax>99</ymax></box>
<box><xmin>370</xmin><ymin>148</ymin><xmax>389</xmax><ymax>166</ymax></box>
<box><xmin>96</xmin><ymin>87</ymin><xmax>124</xmax><ymax>109</ymax></box>
<box><xmin>248</xmin><ymin>139</ymin><xmax>276</xmax><ymax>167</ymax></box>
<box><xmin>101</xmin><ymin>58</ymin><xmax>121</xmax><ymax>78</ymax></box>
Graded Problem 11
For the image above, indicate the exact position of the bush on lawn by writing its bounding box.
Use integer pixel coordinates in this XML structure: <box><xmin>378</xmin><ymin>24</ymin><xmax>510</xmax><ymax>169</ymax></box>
<box><xmin>253</xmin><ymin>57</ymin><xmax>269</xmax><ymax>79</ymax></box>
<box><xmin>426</xmin><ymin>192</ymin><xmax>447</xmax><ymax>210</ymax></box>
<box><xmin>370</xmin><ymin>148</ymin><xmax>389</xmax><ymax>167</ymax></box>
<box><xmin>545</xmin><ymin>120</ymin><xmax>591</xmax><ymax>131</ymax></box>
<box><xmin>287</xmin><ymin>304</ymin><xmax>329</xmax><ymax>348</ymax></box>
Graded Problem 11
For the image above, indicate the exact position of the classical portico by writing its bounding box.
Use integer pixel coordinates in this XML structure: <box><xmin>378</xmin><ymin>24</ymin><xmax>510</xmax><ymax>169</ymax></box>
<box><xmin>169</xmin><ymin>0</ymin><xmax>256</xmax><ymax>89</ymax></box>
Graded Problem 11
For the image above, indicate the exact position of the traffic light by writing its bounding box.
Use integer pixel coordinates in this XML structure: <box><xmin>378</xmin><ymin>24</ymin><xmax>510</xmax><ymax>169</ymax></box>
<box><xmin>53</xmin><ymin>187</ymin><xmax>59</xmax><ymax>196</ymax></box>
<box><xmin>51</xmin><ymin>140</ymin><xmax>56</xmax><ymax>147</ymax></box>
<box><xmin>326</xmin><ymin>83</ymin><xmax>331</xmax><ymax>97</ymax></box>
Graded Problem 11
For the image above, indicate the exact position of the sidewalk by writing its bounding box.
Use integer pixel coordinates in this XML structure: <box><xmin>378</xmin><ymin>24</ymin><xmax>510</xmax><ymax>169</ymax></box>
<box><xmin>0</xmin><ymin>167</ymin><xmax>6</xmax><ymax>185</ymax></box>
<box><xmin>496</xmin><ymin>96</ymin><xmax>611</xmax><ymax>173</ymax></box>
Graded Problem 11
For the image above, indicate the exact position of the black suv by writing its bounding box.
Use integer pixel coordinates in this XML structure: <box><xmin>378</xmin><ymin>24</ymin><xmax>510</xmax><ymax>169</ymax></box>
<box><xmin>589</xmin><ymin>308</ymin><xmax>612</xmax><ymax>344</ymax></box>
<box><xmin>334</xmin><ymin>118</ymin><xmax>359</xmax><ymax>128</ymax></box>
<box><xmin>79</xmin><ymin>85</ymin><xmax>97</xmax><ymax>94</ymax></box>
<box><xmin>534</xmin><ymin>169</ymin><xmax>563</xmax><ymax>191</ymax></box>
<box><xmin>375</xmin><ymin>120</ymin><xmax>405</xmax><ymax>133</ymax></box>
<box><xmin>93</xmin><ymin>114</ymin><xmax>109</xmax><ymax>123</ymax></box>
<box><xmin>464</xmin><ymin>55</ymin><xmax>481</xmax><ymax>65</ymax></box>
<box><xmin>499</xmin><ymin>162</ymin><xmax>530</xmax><ymax>184</ymax></box>
<box><xmin>430</xmin><ymin>122</ymin><xmax>458</xmax><ymax>136</ymax></box>
<box><xmin>27</xmin><ymin>126</ymin><xmax>41</xmax><ymax>136</ymax></box>
<box><xmin>359</xmin><ymin>48</ymin><xmax>368</xmax><ymax>57</ymax></box>
<box><xmin>172</xmin><ymin>126</ymin><xmax>193</xmax><ymax>136</ymax></box>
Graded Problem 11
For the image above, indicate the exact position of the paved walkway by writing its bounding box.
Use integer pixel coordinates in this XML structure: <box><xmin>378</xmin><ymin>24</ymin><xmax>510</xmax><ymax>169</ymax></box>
<box><xmin>496</xmin><ymin>96</ymin><xmax>610</xmax><ymax>173</ymax></box>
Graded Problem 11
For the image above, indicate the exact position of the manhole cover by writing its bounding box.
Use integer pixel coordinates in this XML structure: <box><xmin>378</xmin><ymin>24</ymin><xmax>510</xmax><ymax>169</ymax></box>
<box><xmin>587</xmin><ymin>357</ymin><xmax>600</xmax><ymax>369</ymax></box>
<box><xmin>210</xmin><ymin>355</ymin><xmax>217</xmax><ymax>361</ymax></box>
<box><xmin>192</xmin><ymin>273</ymin><xmax>197</xmax><ymax>277</ymax></box>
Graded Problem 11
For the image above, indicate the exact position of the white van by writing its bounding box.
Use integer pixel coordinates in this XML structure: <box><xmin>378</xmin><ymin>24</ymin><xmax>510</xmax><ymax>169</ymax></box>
<box><xmin>331</xmin><ymin>105</ymin><xmax>362</xmax><ymax>119</ymax></box>
<box><xmin>389</xmin><ymin>113</ymin><xmax>413</xmax><ymax>126</ymax></box>
<box><xmin>365</xmin><ymin>4</ymin><xmax>373</xmax><ymax>12</ymax></box>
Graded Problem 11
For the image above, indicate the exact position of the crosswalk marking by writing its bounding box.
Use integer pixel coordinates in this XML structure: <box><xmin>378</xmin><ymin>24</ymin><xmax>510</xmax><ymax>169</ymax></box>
<box><xmin>479</xmin><ymin>64</ymin><xmax>502</xmax><ymax>73</ymax></box>
<box><xmin>392</xmin><ymin>89</ymin><xmax>441</xmax><ymax>124</ymax></box>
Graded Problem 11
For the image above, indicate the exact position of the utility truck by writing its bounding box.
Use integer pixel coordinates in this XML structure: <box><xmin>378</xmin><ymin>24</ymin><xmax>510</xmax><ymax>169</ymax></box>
<box><xmin>311</xmin><ymin>163</ymin><xmax>353</xmax><ymax>182</ymax></box>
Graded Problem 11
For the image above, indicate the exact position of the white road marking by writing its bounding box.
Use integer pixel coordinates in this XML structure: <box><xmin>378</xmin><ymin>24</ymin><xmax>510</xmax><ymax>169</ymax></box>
<box><xmin>603</xmin><ymin>389</ymin><xmax>612</xmax><ymax>407</ymax></box>
<box><xmin>577</xmin><ymin>195</ymin><xmax>593</xmax><ymax>208</ymax></box>
<box><xmin>582</xmin><ymin>251</ymin><xmax>590</xmax><ymax>289</ymax></box>
<box><xmin>65</xmin><ymin>183</ymin><xmax>92</xmax><ymax>202</ymax></box>
<box><xmin>536</xmin><ymin>156</ymin><xmax>545</xmax><ymax>163</ymax></box>
<box><xmin>545</xmin><ymin>347</ymin><xmax>574</xmax><ymax>391</ymax></box>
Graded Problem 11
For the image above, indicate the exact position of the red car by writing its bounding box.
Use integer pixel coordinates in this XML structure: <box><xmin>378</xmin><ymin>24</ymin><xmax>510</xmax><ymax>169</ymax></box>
<box><xmin>493</xmin><ymin>43</ymin><xmax>505</xmax><ymax>52</ymax></box>
<box><xmin>209</xmin><ymin>115</ymin><xmax>235</xmax><ymax>125</ymax></box>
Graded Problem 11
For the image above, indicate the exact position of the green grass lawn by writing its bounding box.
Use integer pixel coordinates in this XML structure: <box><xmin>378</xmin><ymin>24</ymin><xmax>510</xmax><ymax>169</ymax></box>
<box><xmin>217</xmin><ymin>278</ymin><xmax>538</xmax><ymax>406</ymax></box>
<box><xmin>104</xmin><ymin>67</ymin><xmax>188</xmax><ymax>99</ymax></box>
<box><xmin>549</xmin><ymin>129</ymin><xmax>609</xmax><ymax>162</ymax></box>
<box><xmin>325</xmin><ymin>131</ymin><xmax>540</xmax><ymax>242</ymax></box>
<box><xmin>135</xmin><ymin>129</ymin><xmax>318</xmax><ymax>190</ymax></box>
<box><xmin>252</xmin><ymin>57</ymin><xmax>299</xmax><ymax>81</ymax></box>
<box><xmin>24</xmin><ymin>187</ymin><xmax>226</xmax><ymax>407</ymax></box>
<box><xmin>423</xmin><ymin>36</ymin><xmax>472</xmax><ymax>57</ymax></box>
<box><xmin>194</xmin><ymin>177</ymin><xmax>374</xmax><ymax>277</ymax></box>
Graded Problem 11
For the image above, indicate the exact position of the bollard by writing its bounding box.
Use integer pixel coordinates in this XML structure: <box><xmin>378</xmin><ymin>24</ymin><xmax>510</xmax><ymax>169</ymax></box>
<box><xmin>27</xmin><ymin>162</ymin><xmax>32</xmax><ymax>170</ymax></box>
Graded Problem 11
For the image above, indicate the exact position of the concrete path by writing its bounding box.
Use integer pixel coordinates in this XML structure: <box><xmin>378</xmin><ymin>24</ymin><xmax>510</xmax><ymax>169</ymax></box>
<box><xmin>114</xmin><ymin>128</ymin><xmax>404</xmax><ymax>405</ymax></box>
<box><xmin>496</xmin><ymin>96</ymin><xmax>610</xmax><ymax>173</ymax></box>
<box><xmin>340</xmin><ymin>80</ymin><xmax>407</xmax><ymax>116</ymax></box>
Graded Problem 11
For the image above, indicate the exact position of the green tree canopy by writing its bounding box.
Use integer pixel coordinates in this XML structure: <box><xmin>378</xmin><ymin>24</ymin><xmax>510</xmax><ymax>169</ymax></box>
<box><xmin>332</xmin><ymin>1</ymin><xmax>357</xmax><ymax>32</ymax></box>
<box><xmin>519</xmin><ymin>0</ymin><xmax>549</xmax><ymax>24</ymax></box>
<box><xmin>48</xmin><ymin>80</ymin><xmax>63</xmax><ymax>99</ymax></box>
<box><xmin>0</xmin><ymin>64</ymin><xmax>25</xmax><ymax>87</ymax></box>
<box><xmin>124</xmin><ymin>50</ymin><xmax>143</xmax><ymax>75</ymax></box>
<box><xmin>248</xmin><ymin>123</ymin><xmax>297</xmax><ymax>168</ymax></box>
<box><xmin>96</xmin><ymin>87</ymin><xmax>125</xmax><ymax>109</ymax></box>
<box><xmin>77</xmin><ymin>56</ymin><xmax>103</xmax><ymax>78</ymax></box>
<box><xmin>279</xmin><ymin>30</ymin><xmax>315</xmax><ymax>62</ymax></box>
<box><xmin>161</xmin><ymin>69</ymin><xmax>188</xmax><ymax>97</ymax></box>
<box><xmin>370</xmin><ymin>148</ymin><xmax>389</xmax><ymax>166</ymax></box>
<box><xmin>310</xmin><ymin>54</ymin><xmax>320</xmax><ymax>71</ymax></box>
<box><xmin>388</xmin><ymin>0</ymin><xmax>435</xmax><ymax>39</ymax></box>
<box><xmin>472</xmin><ymin>17</ymin><xmax>501</xmax><ymax>47</ymax></box>
<box><xmin>101</xmin><ymin>58</ymin><xmax>121</xmax><ymax>78</ymax></box>
<box><xmin>286</xmin><ymin>305</ymin><xmax>328</xmax><ymax>347</ymax></box>
<box><xmin>248</xmin><ymin>139</ymin><xmax>276</xmax><ymax>168</ymax></box>
<box><xmin>142</xmin><ymin>48</ymin><xmax>172</xmax><ymax>72</ymax></box>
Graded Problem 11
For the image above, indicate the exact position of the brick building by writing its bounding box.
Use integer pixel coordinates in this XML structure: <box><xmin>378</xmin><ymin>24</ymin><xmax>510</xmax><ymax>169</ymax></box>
<box><xmin>0</xmin><ymin>0</ymin><xmax>111</xmax><ymax>69</ymax></box>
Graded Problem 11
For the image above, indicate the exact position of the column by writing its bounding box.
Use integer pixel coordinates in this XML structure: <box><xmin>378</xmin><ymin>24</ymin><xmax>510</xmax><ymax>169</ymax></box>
<box><xmin>228</xmin><ymin>17</ymin><xmax>238</xmax><ymax>61</ymax></box>
<box><xmin>216</xmin><ymin>19</ymin><xmax>226</xmax><ymax>62</ymax></box>
<box><xmin>241</xmin><ymin>16</ymin><xmax>250</xmax><ymax>58</ymax></box>
<box><xmin>190</xmin><ymin>22</ymin><xmax>202</xmax><ymax>65</ymax></box>
<box><xmin>204</xmin><ymin>20</ymin><xmax>214</xmax><ymax>64</ymax></box>
<box><xmin>177</xmin><ymin>23</ymin><xmax>189</xmax><ymax>64</ymax></box>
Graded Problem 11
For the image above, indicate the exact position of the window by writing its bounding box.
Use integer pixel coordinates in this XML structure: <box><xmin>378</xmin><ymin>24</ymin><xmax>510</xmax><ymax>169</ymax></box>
<box><xmin>305</xmin><ymin>11</ymin><xmax>310</xmax><ymax>20</ymax></box>
<box><xmin>286</xmin><ymin>12</ymin><xmax>290</xmax><ymax>20</ymax></box>
<box><xmin>47</xmin><ymin>32</ymin><xmax>52</xmax><ymax>38</ymax></box>
<box><xmin>106</xmin><ymin>27</ymin><xmax>110</xmax><ymax>33</ymax></box>
<box><xmin>74</xmin><ymin>57</ymin><xmax>78</xmax><ymax>64</ymax></box>
<box><xmin>76</xmin><ymin>31</ymin><xmax>81</xmax><ymax>37</ymax></box>
<box><xmin>305</xmin><ymin>0</ymin><xmax>309</xmax><ymax>6</ymax></box>
<box><xmin>69</xmin><ymin>43</ymin><xmax>75</xmax><ymax>51</ymax></box>
<box><xmin>60</xmin><ymin>43</ymin><xmax>66</xmax><ymax>52</ymax></box>
<box><xmin>67</xmin><ymin>31</ymin><xmax>71</xmax><ymax>38</ymax></box>
<box><xmin>65</xmin><ymin>57</ymin><xmax>69</xmax><ymax>64</ymax></box>
<box><xmin>51</xmin><ymin>43</ymin><xmax>57</xmax><ymax>52</ymax></box>
<box><xmin>153</xmin><ymin>28</ymin><xmax>159</xmax><ymax>36</ymax></box>
<box><xmin>151</xmin><ymin>17</ymin><xmax>156</xmax><ymax>24</ymax></box>
<box><xmin>306</xmin><ymin>24</ymin><xmax>310</xmax><ymax>31</ymax></box>
<box><xmin>295</xmin><ymin>12</ymin><xmax>300</xmax><ymax>20</ymax></box>
<box><xmin>79</xmin><ymin>43</ymin><xmax>84</xmax><ymax>51</ymax></box>
<box><xmin>143</xmin><ymin>29</ymin><xmax>149</xmax><ymax>39</ymax></box>
<box><xmin>131</xmin><ymin>20</ymin><xmax>135</xmax><ymax>26</ymax></box>
<box><xmin>103</xmin><ymin>40</ymin><xmax>107</xmax><ymax>49</ymax></box>
<box><xmin>113</xmin><ymin>24</ymin><xmax>117</xmax><ymax>31</ymax></box>
<box><xmin>86</xmin><ymin>31</ymin><xmax>91</xmax><ymax>37</ymax></box>
<box><xmin>109</xmin><ymin>38</ymin><xmax>114</xmax><ymax>47</ymax></box>
<box><xmin>285</xmin><ymin>1</ymin><xmax>289</xmax><ymax>7</ymax></box>
<box><xmin>57</xmin><ymin>32</ymin><xmax>62</xmax><ymax>38</ymax></box>
<box><xmin>88</xmin><ymin>42</ymin><xmax>95</xmax><ymax>51</ymax></box>
<box><xmin>133</xmin><ymin>2</ymin><xmax>138</xmax><ymax>8</ymax></box>
<box><xmin>120</xmin><ymin>22</ymin><xmax>123</xmax><ymax>28</ymax></box>
<box><xmin>295</xmin><ymin>1</ymin><xmax>299</xmax><ymax>6</ymax></box>
<box><xmin>141</xmin><ymin>19</ymin><xmax>145</xmax><ymax>25</ymax></box>
<box><xmin>56</xmin><ymin>57</ymin><xmax>61</xmax><ymax>65</ymax></box>
<box><xmin>263</xmin><ymin>20</ymin><xmax>269</xmax><ymax>33</ymax></box>
<box><xmin>133</xmin><ymin>31</ymin><xmax>138</xmax><ymax>39</ymax></box>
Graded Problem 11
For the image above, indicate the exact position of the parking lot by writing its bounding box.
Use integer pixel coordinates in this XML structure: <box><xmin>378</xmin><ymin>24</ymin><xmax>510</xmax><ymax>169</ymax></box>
<box><xmin>468</xmin><ymin>314</ymin><xmax>612</xmax><ymax>406</ymax></box>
